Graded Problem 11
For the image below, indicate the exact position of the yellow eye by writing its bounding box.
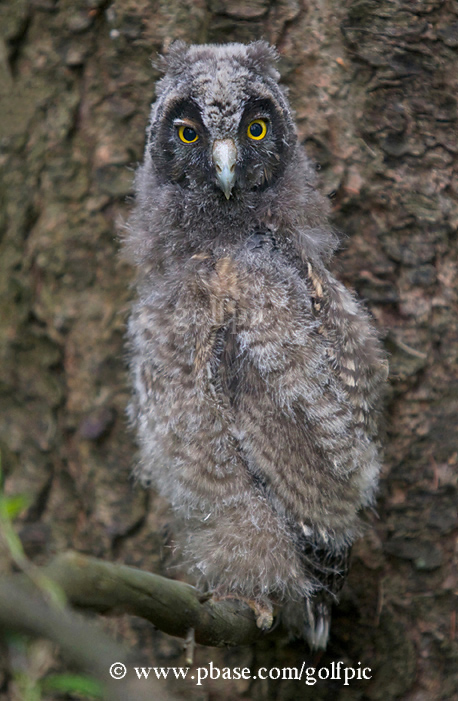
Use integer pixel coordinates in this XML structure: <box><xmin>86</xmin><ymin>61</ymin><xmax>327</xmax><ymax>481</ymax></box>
<box><xmin>178</xmin><ymin>125</ymin><xmax>199</xmax><ymax>143</ymax></box>
<box><xmin>247</xmin><ymin>119</ymin><xmax>268</xmax><ymax>140</ymax></box>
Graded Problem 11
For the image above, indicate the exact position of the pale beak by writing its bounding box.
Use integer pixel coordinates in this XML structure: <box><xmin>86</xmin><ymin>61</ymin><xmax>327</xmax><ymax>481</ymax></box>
<box><xmin>212</xmin><ymin>138</ymin><xmax>237</xmax><ymax>199</ymax></box>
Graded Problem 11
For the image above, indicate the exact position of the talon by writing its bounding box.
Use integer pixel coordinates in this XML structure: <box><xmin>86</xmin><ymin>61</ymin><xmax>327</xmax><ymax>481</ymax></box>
<box><xmin>212</xmin><ymin>593</ymin><xmax>274</xmax><ymax>631</ymax></box>
<box><xmin>254</xmin><ymin>604</ymin><xmax>274</xmax><ymax>631</ymax></box>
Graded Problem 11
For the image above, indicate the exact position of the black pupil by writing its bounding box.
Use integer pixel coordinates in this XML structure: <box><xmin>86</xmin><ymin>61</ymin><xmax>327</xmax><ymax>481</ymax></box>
<box><xmin>183</xmin><ymin>127</ymin><xmax>196</xmax><ymax>141</ymax></box>
<box><xmin>250</xmin><ymin>122</ymin><xmax>263</xmax><ymax>137</ymax></box>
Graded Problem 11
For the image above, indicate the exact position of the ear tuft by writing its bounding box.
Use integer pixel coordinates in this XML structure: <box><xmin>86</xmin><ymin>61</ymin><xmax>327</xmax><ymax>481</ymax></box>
<box><xmin>245</xmin><ymin>41</ymin><xmax>280</xmax><ymax>81</ymax></box>
<box><xmin>154</xmin><ymin>40</ymin><xmax>189</xmax><ymax>75</ymax></box>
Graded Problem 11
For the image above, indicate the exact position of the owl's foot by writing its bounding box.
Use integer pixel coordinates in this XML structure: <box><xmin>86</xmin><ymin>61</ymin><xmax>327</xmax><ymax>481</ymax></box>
<box><xmin>250</xmin><ymin>599</ymin><xmax>274</xmax><ymax>631</ymax></box>
<box><xmin>212</xmin><ymin>593</ymin><xmax>274</xmax><ymax>631</ymax></box>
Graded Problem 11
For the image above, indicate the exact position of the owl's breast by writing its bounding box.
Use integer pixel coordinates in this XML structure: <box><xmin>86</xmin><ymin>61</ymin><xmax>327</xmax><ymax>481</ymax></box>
<box><xmin>231</xmin><ymin>234</ymin><xmax>317</xmax><ymax>333</ymax></box>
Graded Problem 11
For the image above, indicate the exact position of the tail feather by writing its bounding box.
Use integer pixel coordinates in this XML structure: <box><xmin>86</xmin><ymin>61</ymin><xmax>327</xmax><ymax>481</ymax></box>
<box><xmin>282</xmin><ymin>535</ymin><xmax>351</xmax><ymax>649</ymax></box>
<box><xmin>304</xmin><ymin>597</ymin><xmax>331</xmax><ymax>650</ymax></box>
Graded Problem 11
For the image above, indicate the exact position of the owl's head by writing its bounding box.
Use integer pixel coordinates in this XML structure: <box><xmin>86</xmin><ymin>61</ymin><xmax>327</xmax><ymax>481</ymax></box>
<box><xmin>146</xmin><ymin>41</ymin><xmax>297</xmax><ymax>201</ymax></box>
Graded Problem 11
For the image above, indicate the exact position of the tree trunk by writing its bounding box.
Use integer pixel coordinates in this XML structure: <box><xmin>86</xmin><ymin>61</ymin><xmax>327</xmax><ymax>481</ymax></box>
<box><xmin>1</xmin><ymin>1</ymin><xmax>457</xmax><ymax>699</ymax></box>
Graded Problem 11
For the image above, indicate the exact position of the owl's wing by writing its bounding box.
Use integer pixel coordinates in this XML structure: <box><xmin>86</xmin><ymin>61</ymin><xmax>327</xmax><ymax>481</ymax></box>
<box><xmin>205</xmin><ymin>247</ymin><xmax>385</xmax><ymax>575</ymax></box>
<box><xmin>200</xmin><ymin>250</ymin><xmax>385</xmax><ymax>648</ymax></box>
<box><xmin>213</xmin><ymin>253</ymin><xmax>385</xmax><ymax>529</ymax></box>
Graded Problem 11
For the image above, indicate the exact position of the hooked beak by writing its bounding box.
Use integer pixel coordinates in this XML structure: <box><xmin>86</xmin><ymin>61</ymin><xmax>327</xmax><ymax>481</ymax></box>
<box><xmin>212</xmin><ymin>138</ymin><xmax>237</xmax><ymax>199</ymax></box>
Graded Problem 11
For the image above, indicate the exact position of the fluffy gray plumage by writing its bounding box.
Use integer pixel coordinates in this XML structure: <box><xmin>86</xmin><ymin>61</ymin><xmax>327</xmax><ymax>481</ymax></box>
<box><xmin>125</xmin><ymin>41</ymin><xmax>387</xmax><ymax>649</ymax></box>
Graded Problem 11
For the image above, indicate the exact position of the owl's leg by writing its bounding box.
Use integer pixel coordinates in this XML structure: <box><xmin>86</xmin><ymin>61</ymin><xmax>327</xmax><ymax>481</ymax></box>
<box><xmin>212</xmin><ymin>593</ymin><xmax>274</xmax><ymax>631</ymax></box>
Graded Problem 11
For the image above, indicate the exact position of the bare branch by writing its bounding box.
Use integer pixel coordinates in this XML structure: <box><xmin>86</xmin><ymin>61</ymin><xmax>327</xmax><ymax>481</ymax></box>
<box><xmin>0</xmin><ymin>551</ymin><xmax>268</xmax><ymax>700</ymax></box>
<box><xmin>42</xmin><ymin>551</ymin><xmax>264</xmax><ymax>647</ymax></box>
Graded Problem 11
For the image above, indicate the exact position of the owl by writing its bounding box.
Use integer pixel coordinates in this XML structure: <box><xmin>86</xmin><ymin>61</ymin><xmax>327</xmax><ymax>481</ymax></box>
<box><xmin>125</xmin><ymin>41</ymin><xmax>387</xmax><ymax>650</ymax></box>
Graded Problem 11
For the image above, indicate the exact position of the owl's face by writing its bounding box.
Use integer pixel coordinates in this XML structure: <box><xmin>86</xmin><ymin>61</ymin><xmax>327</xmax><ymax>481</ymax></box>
<box><xmin>147</xmin><ymin>42</ymin><xmax>297</xmax><ymax>202</ymax></box>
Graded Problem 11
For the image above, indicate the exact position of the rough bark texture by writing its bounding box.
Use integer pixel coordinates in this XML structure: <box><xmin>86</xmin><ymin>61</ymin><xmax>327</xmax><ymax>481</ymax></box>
<box><xmin>1</xmin><ymin>1</ymin><xmax>457</xmax><ymax>699</ymax></box>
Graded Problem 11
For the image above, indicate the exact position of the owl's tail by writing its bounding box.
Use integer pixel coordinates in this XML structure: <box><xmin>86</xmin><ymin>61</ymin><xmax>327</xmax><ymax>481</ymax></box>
<box><xmin>286</xmin><ymin>536</ymin><xmax>350</xmax><ymax>649</ymax></box>
<box><xmin>303</xmin><ymin>596</ymin><xmax>331</xmax><ymax>650</ymax></box>
<box><xmin>281</xmin><ymin>592</ymin><xmax>333</xmax><ymax>650</ymax></box>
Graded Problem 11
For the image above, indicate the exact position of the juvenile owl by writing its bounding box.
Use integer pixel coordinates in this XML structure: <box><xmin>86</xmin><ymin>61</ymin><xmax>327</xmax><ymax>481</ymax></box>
<box><xmin>125</xmin><ymin>41</ymin><xmax>387</xmax><ymax>649</ymax></box>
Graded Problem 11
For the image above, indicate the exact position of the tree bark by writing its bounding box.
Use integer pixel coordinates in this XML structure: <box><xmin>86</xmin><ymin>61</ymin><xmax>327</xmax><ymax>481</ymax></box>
<box><xmin>1</xmin><ymin>1</ymin><xmax>457</xmax><ymax>699</ymax></box>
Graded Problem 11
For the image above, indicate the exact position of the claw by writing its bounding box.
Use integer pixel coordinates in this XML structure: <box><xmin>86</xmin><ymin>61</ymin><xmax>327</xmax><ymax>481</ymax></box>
<box><xmin>212</xmin><ymin>593</ymin><xmax>274</xmax><ymax>631</ymax></box>
<box><xmin>253</xmin><ymin>601</ymin><xmax>274</xmax><ymax>631</ymax></box>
